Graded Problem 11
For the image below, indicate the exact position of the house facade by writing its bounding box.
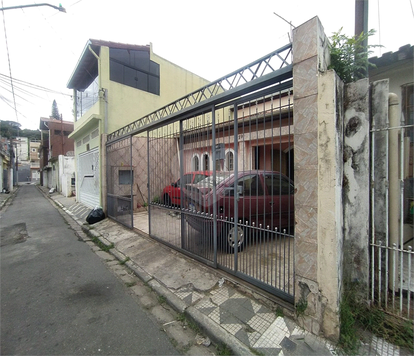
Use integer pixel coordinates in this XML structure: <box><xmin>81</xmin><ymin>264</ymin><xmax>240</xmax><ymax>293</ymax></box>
<box><xmin>0</xmin><ymin>138</ymin><xmax>11</xmax><ymax>192</ymax></box>
<box><xmin>39</xmin><ymin>117</ymin><xmax>74</xmax><ymax>193</ymax></box>
<box><xmin>67</xmin><ymin>39</ymin><xmax>210</xmax><ymax>209</ymax></box>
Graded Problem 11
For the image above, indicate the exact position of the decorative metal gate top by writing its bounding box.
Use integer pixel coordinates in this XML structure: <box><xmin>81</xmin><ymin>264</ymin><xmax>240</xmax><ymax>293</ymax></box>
<box><xmin>107</xmin><ymin>44</ymin><xmax>292</xmax><ymax>143</ymax></box>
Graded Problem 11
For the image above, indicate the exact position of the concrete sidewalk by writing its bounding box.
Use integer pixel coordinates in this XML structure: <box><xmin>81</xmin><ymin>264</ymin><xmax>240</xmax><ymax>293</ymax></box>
<box><xmin>33</xmin><ymin>185</ymin><xmax>403</xmax><ymax>356</ymax></box>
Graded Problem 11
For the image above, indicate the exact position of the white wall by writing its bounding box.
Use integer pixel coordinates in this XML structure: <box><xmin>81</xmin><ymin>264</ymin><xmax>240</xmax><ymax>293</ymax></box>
<box><xmin>58</xmin><ymin>155</ymin><xmax>75</xmax><ymax>197</ymax></box>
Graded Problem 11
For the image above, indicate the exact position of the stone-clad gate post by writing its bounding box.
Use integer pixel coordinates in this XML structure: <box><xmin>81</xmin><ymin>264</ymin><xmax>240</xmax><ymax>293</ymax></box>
<box><xmin>292</xmin><ymin>17</ymin><xmax>344</xmax><ymax>341</ymax></box>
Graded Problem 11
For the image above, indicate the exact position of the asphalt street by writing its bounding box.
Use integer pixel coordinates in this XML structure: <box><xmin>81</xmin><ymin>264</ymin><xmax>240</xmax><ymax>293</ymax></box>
<box><xmin>0</xmin><ymin>185</ymin><xmax>180</xmax><ymax>355</ymax></box>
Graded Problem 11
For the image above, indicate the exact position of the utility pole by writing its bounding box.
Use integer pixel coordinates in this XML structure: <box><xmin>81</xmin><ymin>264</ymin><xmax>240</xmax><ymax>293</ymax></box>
<box><xmin>355</xmin><ymin>0</ymin><xmax>369</xmax><ymax>77</ymax></box>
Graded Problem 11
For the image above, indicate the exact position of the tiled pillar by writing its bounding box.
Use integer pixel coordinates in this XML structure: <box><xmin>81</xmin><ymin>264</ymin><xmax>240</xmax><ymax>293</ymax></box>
<box><xmin>293</xmin><ymin>17</ymin><xmax>341</xmax><ymax>340</ymax></box>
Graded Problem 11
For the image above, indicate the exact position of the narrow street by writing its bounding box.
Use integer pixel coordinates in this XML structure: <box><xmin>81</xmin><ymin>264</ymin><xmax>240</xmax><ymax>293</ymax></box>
<box><xmin>0</xmin><ymin>185</ymin><xmax>180</xmax><ymax>355</ymax></box>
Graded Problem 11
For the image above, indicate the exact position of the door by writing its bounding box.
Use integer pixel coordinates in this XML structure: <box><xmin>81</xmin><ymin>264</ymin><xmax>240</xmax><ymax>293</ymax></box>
<box><xmin>78</xmin><ymin>148</ymin><xmax>100</xmax><ymax>208</ymax></box>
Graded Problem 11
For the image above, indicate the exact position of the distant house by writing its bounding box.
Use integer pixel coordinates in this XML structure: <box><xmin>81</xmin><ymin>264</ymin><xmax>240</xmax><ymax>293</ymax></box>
<box><xmin>39</xmin><ymin>117</ymin><xmax>75</xmax><ymax>195</ymax></box>
<box><xmin>67</xmin><ymin>39</ymin><xmax>210</xmax><ymax>208</ymax></box>
<box><xmin>369</xmin><ymin>44</ymin><xmax>414</xmax><ymax>245</ymax></box>
<box><xmin>29</xmin><ymin>140</ymin><xmax>40</xmax><ymax>183</ymax></box>
<box><xmin>0</xmin><ymin>138</ymin><xmax>11</xmax><ymax>192</ymax></box>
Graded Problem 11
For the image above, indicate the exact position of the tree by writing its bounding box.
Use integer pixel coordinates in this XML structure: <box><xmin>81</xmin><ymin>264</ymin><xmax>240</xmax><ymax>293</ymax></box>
<box><xmin>51</xmin><ymin>100</ymin><xmax>60</xmax><ymax>120</ymax></box>
<box><xmin>328</xmin><ymin>28</ymin><xmax>381</xmax><ymax>84</ymax></box>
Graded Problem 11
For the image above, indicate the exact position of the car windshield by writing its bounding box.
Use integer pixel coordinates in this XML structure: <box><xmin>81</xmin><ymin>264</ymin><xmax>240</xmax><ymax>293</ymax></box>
<box><xmin>195</xmin><ymin>172</ymin><xmax>231</xmax><ymax>189</ymax></box>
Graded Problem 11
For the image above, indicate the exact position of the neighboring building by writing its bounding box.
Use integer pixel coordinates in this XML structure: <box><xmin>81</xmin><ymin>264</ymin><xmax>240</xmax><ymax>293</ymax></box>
<box><xmin>0</xmin><ymin>138</ymin><xmax>11</xmax><ymax>192</ymax></box>
<box><xmin>39</xmin><ymin>117</ymin><xmax>75</xmax><ymax>194</ymax></box>
<box><xmin>369</xmin><ymin>44</ymin><xmax>414</xmax><ymax>244</ymax></box>
<box><xmin>67</xmin><ymin>39</ymin><xmax>210</xmax><ymax>208</ymax></box>
<box><xmin>14</xmin><ymin>136</ymin><xmax>30</xmax><ymax>183</ymax></box>
<box><xmin>29</xmin><ymin>140</ymin><xmax>40</xmax><ymax>183</ymax></box>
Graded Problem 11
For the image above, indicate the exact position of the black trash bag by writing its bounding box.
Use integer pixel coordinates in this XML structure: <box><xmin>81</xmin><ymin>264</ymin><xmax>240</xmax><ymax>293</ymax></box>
<box><xmin>86</xmin><ymin>207</ymin><xmax>106</xmax><ymax>225</ymax></box>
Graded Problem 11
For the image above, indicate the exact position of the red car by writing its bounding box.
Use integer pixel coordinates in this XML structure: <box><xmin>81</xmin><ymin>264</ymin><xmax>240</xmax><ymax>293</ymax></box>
<box><xmin>184</xmin><ymin>171</ymin><xmax>294</xmax><ymax>252</ymax></box>
<box><xmin>162</xmin><ymin>171</ymin><xmax>212</xmax><ymax>207</ymax></box>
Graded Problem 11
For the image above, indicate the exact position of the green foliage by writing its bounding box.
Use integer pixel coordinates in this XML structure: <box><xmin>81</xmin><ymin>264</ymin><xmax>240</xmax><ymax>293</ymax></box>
<box><xmin>296</xmin><ymin>298</ymin><xmax>308</xmax><ymax>317</ymax></box>
<box><xmin>328</xmin><ymin>28</ymin><xmax>381</xmax><ymax>83</ymax></box>
<box><xmin>0</xmin><ymin>121</ymin><xmax>40</xmax><ymax>140</ymax></box>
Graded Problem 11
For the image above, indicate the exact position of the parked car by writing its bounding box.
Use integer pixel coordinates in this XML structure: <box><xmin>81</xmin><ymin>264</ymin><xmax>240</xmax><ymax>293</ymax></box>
<box><xmin>162</xmin><ymin>171</ymin><xmax>212</xmax><ymax>207</ymax></box>
<box><xmin>184</xmin><ymin>171</ymin><xmax>294</xmax><ymax>252</ymax></box>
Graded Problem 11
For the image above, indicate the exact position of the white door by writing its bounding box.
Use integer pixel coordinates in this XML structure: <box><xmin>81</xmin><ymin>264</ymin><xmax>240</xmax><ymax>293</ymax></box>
<box><xmin>78</xmin><ymin>148</ymin><xmax>100</xmax><ymax>208</ymax></box>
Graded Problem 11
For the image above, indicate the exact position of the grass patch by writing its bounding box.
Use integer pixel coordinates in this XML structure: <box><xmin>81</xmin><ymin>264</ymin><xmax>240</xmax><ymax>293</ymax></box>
<box><xmin>119</xmin><ymin>257</ymin><xmax>130</xmax><ymax>265</ymax></box>
<box><xmin>296</xmin><ymin>298</ymin><xmax>307</xmax><ymax>317</ymax></box>
<box><xmin>158</xmin><ymin>295</ymin><xmax>167</xmax><ymax>304</ymax></box>
<box><xmin>275</xmin><ymin>307</ymin><xmax>284</xmax><ymax>318</ymax></box>
<box><xmin>125</xmin><ymin>281</ymin><xmax>136</xmax><ymax>287</ymax></box>
<box><xmin>217</xmin><ymin>343</ymin><xmax>233</xmax><ymax>356</ymax></box>
<box><xmin>88</xmin><ymin>233</ymin><xmax>114</xmax><ymax>252</ymax></box>
<box><xmin>339</xmin><ymin>282</ymin><xmax>414</xmax><ymax>354</ymax></box>
<box><xmin>176</xmin><ymin>313</ymin><xmax>186</xmax><ymax>322</ymax></box>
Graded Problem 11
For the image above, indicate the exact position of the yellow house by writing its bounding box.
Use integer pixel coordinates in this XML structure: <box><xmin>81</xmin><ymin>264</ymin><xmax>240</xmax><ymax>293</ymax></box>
<box><xmin>67</xmin><ymin>39</ymin><xmax>210</xmax><ymax>208</ymax></box>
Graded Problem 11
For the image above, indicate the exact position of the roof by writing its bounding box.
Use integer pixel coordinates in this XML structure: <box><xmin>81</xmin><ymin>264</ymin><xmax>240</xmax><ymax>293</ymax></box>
<box><xmin>67</xmin><ymin>39</ymin><xmax>150</xmax><ymax>91</ymax></box>
<box><xmin>369</xmin><ymin>44</ymin><xmax>413</xmax><ymax>68</ymax></box>
<box><xmin>39</xmin><ymin>117</ymin><xmax>74</xmax><ymax>130</ymax></box>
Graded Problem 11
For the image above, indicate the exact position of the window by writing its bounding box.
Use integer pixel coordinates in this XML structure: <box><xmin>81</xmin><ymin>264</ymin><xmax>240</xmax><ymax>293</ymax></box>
<box><xmin>83</xmin><ymin>134</ymin><xmax>90</xmax><ymax>144</ymax></box>
<box><xmin>225</xmin><ymin>150</ymin><xmax>234</xmax><ymax>171</ymax></box>
<box><xmin>402</xmin><ymin>84</ymin><xmax>414</xmax><ymax>141</ymax></box>
<box><xmin>230</xmin><ymin>175</ymin><xmax>264</xmax><ymax>196</ymax></box>
<box><xmin>264</xmin><ymin>174</ymin><xmax>293</xmax><ymax>195</ymax></box>
<box><xmin>192</xmin><ymin>155</ymin><xmax>200</xmax><ymax>171</ymax></box>
<box><xmin>109</xmin><ymin>48</ymin><xmax>160</xmax><ymax>95</ymax></box>
<box><xmin>202</xmin><ymin>153</ymin><xmax>210</xmax><ymax>171</ymax></box>
<box><xmin>119</xmin><ymin>170</ymin><xmax>133</xmax><ymax>185</ymax></box>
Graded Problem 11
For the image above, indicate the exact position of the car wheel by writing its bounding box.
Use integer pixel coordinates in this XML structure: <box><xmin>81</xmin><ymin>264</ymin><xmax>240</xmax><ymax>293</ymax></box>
<box><xmin>163</xmin><ymin>194</ymin><xmax>172</xmax><ymax>207</ymax></box>
<box><xmin>222</xmin><ymin>223</ymin><xmax>245</xmax><ymax>253</ymax></box>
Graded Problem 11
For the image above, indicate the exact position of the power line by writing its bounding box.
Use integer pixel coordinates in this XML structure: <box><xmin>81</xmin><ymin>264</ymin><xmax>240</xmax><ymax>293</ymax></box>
<box><xmin>0</xmin><ymin>73</ymin><xmax>72</xmax><ymax>97</ymax></box>
<box><xmin>1</xmin><ymin>0</ymin><xmax>18</xmax><ymax>123</ymax></box>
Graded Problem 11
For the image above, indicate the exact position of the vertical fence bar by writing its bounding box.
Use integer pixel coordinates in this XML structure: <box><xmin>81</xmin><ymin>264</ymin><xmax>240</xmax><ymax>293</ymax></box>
<box><xmin>399</xmin><ymin>116</ymin><xmax>405</xmax><ymax>315</ymax></box>
<box><xmin>233</xmin><ymin>103</ymin><xmax>239</xmax><ymax>272</ymax></box>
<box><xmin>378</xmin><ymin>242</ymin><xmax>382</xmax><ymax>307</ymax></box>
<box><xmin>408</xmin><ymin>246</ymin><xmax>412</xmax><ymax>317</ymax></box>
<box><xmin>147</xmin><ymin>131</ymin><xmax>151</xmax><ymax>236</ymax></box>
<box><xmin>211</xmin><ymin>107</ymin><xmax>218</xmax><ymax>267</ymax></box>
<box><xmin>371</xmin><ymin>115</ymin><xmax>376</xmax><ymax>306</ymax></box>
<box><xmin>129</xmin><ymin>135</ymin><xmax>133</xmax><ymax>228</ymax></box>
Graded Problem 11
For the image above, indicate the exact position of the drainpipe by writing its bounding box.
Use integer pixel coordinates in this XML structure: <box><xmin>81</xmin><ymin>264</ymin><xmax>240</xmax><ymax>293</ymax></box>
<box><xmin>388</xmin><ymin>92</ymin><xmax>400</xmax><ymax>289</ymax></box>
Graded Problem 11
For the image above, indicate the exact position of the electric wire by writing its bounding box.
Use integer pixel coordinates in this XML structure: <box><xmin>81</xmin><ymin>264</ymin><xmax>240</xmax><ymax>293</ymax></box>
<box><xmin>0</xmin><ymin>73</ymin><xmax>72</xmax><ymax>97</ymax></box>
<box><xmin>1</xmin><ymin>0</ymin><xmax>18</xmax><ymax>123</ymax></box>
<box><xmin>377</xmin><ymin>0</ymin><xmax>382</xmax><ymax>56</ymax></box>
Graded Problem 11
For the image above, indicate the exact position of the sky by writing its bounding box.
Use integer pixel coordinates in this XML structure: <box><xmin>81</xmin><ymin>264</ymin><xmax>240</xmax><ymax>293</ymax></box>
<box><xmin>0</xmin><ymin>0</ymin><xmax>413</xmax><ymax>130</ymax></box>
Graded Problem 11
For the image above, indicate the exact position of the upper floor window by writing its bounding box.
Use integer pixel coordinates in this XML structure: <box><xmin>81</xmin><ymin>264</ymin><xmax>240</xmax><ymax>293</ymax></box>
<box><xmin>225</xmin><ymin>150</ymin><xmax>234</xmax><ymax>171</ymax></box>
<box><xmin>77</xmin><ymin>77</ymin><xmax>99</xmax><ymax>120</ymax></box>
<box><xmin>402</xmin><ymin>83</ymin><xmax>413</xmax><ymax>141</ymax></box>
<box><xmin>109</xmin><ymin>48</ymin><xmax>160</xmax><ymax>95</ymax></box>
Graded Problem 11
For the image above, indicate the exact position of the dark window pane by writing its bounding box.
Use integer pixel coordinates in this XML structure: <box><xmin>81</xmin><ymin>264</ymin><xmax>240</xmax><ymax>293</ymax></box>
<box><xmin>110</xmin><ymin>61</ymin><xmax>123</xmax><ymax>83</ymax></box>
<box><xmin>136</xmin><ymin>71</ymin><xmax>148</xmax><ymax>91</ymax></box>
<box><xmin>124</xmin><ymin>66</ymin><xmax>137</xmax><ymax>88</ymax></box>
<box><xmin>148</xmin><ymin>75</ymin><xmax>159</xmax><ymax>95</ymax></box>
<box><xmin>150</xmin><ymin>61</ymin><xmax>160</xmax><ymax>76</ymax></box>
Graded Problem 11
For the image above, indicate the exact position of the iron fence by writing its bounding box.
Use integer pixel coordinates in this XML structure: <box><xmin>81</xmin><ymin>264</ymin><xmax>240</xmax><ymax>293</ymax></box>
<box><xmin>370</xmin><ymin>86</ymin><xmax>414</xmax><ymax>319</ymax></box>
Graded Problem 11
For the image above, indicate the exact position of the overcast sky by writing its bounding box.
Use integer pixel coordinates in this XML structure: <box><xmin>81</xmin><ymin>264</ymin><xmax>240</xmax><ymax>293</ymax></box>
<box><xmin>1</xmin><ymin>0</ymin><xmax>413</xmax><ymax>130</ymax></box>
